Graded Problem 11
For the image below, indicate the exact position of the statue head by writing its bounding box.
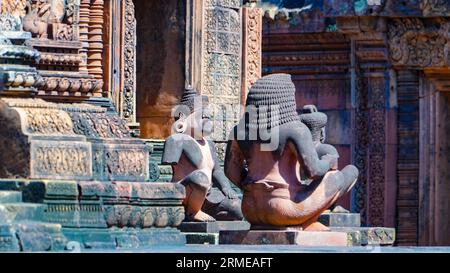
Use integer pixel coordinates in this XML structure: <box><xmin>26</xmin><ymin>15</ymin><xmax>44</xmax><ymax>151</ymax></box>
<box><xmin>242</xmin><ymin>73</ymin><xmax>300</xmax><ymax>133</ymax></box>
<box><xmin>173</xmin><ymin>87</ymin><xmax>213</xmax><ymax>138</ymax></box>
<box><xmin>300</xmin><ymin>105</ymin><xmax>327</xmax><ymax>144</ymax></box>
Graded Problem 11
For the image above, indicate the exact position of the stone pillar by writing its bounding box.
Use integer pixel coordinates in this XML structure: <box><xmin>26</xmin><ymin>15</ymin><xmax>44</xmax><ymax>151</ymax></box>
<box><xmin>338</xmin><ymin>17</ymin><xmax>398</xmax><ymax>229</ymax></box>
<box><xmin>88</xmin><ymin>0</ymin><xmax>104</xmax><ymax>97</ymax></box>
<box><xmin>201</xmin><ymin>0</ymin><xmax>242</xmax><ymax>144</ymax></box>
<box><xmin>79</xmin><ymin>0</ymin><xmax>91</xmax><ymax>74</ymax></box>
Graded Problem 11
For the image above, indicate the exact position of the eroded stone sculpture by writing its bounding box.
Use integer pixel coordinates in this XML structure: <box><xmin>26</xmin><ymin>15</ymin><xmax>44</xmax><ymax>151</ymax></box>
<box><xmin>225</xmin><ymin>74</ymin><xmax>358</xmax><ymax>231</ymax></box>
<box><xmin>163</xmin><ymin>88</ymin><xmax>243</xmax><ymax>222</ymax></box>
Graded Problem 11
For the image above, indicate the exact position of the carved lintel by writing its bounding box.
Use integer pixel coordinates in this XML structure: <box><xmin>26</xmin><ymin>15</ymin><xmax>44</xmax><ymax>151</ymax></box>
<box><xmin>388</xmin><ymin>18</ymin><xmax>450</xmax><ymax>69</ymax></box>
<box><xmin>420</xmin><ymin>0</ymin><xmax>450</xmax><ymax>17</ymax></box>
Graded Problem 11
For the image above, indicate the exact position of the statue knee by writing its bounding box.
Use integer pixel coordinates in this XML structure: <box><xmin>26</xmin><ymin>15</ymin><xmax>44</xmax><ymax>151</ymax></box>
<box><xmin>317</xmin><ymin>144</ymin><xmax>339</xmax><ymax>158</ymax></box>
<box><xmin>181</xmin><ymin>170</ymin><xmax>211</xmax><ymax>191</ymax></box>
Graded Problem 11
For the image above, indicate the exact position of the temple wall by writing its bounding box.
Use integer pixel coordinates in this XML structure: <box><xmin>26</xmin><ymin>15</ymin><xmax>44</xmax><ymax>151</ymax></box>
<box><xmin>135</xmin><ymin>0</ymin><xmax>186</xmax><ymax>139</ymax></box>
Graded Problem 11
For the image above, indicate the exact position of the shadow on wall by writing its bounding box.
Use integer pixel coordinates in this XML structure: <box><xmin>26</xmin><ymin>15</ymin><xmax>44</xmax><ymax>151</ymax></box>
<box><xmin>135</xmin><ymin>0</ymin><xmax>186</xmax><ymax>140</ymax></box>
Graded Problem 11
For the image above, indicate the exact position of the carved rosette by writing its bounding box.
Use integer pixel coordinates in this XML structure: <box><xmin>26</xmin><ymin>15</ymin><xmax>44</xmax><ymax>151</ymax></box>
<box><xmin>242</xmin><ymin>6</ymin><xmax>262</xmax><ymax>103</ymax></box>
<box><xmin>388</xmin><ymin>18</ymin><xmax>450</xmax><ymax>68</ymax></box>
<box><xmin>203</xmin><ymin>0</ymin><xmax>242</xmax><ymax>141</ymax></box>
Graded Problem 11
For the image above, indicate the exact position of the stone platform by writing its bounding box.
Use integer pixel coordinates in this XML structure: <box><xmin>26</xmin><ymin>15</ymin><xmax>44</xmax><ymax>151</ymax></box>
<box><xmin>219</xmin><ymin>230</ymin><xmax>349</xmax><ymax>246</ymax></box>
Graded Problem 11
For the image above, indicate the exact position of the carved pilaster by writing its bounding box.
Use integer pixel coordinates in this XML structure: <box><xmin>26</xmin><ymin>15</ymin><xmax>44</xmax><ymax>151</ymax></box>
<box><xmin>87</xmin><ymin>0</ymin><xmax>104</xmax><ymax>97</ymax></box>
<box><xmin>122</xmin><ymin>0</ymin><xmax>137</xmax><ymax>127</ymax></box>
<box><xmin>340</xmin><ymin>18</ymin><xmax>396</xmax><ymax>228</ymax></box>
<box><xmin>202</xmin><ymin>0</ymin><xmax>242</xmax><ymax>142</ymax></box>
<box><xmin>241</xmin><ymin>3</ymin><xmax>262</xmax><ymax>104</ymax></box>
<box><xmin>78</xmin><ymin>0</ymin><xmax>90</xmax><ymax>74</ymax></box>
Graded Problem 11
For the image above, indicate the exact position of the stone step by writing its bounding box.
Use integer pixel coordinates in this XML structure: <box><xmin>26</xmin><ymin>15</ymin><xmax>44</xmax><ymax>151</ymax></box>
<box><xmin>0</xmin><ymin>221</ymin><xmax>67</xmax><ymax>252</ymax></box>
<box><xmin>0</xmin><ymin>203</ymin><xmax>46</xmax><ymax>222</ymax></box>
<box><xmin>0</xmin><ymin>191</ymin><xmax>22</xmax><ymax>203</ymax></box>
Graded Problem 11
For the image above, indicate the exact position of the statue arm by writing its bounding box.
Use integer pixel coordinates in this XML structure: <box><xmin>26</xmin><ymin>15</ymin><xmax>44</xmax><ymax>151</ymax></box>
<box><xmin>291</xmin><ymin>127</ymin><xmax>333</xmax><ymax>179</ymax></box>
<box><xmin>161</xmin><ymin>136</ymin><xmax>183</xmax><ymax>165</ymax></box>
<box><xmin>224</xmin><ymin>139</ymin><xmax>245</xmax><ymax>189</ymax></box>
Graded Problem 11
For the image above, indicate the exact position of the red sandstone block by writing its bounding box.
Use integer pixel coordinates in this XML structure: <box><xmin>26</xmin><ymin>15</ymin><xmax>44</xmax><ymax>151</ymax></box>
<box><xmin>219</xmin><ymin>230</ymin><xmax>349</xmax><ymax>246</ymax></box>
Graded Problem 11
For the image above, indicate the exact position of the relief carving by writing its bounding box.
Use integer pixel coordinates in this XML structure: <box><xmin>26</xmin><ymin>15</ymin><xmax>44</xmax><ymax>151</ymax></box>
<box><xmin>70</xmin><ymin>112</ymin><xmax>131</xmax><ymax>139</ymax></box>
<box><xmin>32</xmin><ymin>143</ymin><xmax>92</xmax><ymax>179</ymax></box>
<box><xmin>0</xmin><ymin>0</ymin><xmax>27</xmax><ymax>17</ymax></box>
<box><xmin>388</xmin><ymin>18</ymin><xmax>450</xmax><ymax>68</ymax></box>
<box><xmin>23</xmin><ymin>0</ymin><xmax>75</xmax><ymax>40</ymax></box>
<box><xmin>23</xmin><ymin>108</ymin><xmax>74</xmax><ymax>135</ymax></box>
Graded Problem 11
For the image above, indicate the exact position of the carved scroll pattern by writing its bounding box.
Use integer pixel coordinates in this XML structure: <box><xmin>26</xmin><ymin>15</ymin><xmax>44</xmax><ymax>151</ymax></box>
<box><xmin>122</xmin><ymin>0</ymin><xmax>137</xmax><ymax>124</ymax></box>
<box><xmin>388</xmin><ymin>18</ymin><xmax>450</xmax><ymax>68</ymax></box>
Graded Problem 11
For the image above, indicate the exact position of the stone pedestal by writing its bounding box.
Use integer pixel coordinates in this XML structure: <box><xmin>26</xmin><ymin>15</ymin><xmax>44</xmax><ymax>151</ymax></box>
<box><xmin>219</xmin><ymin>230</ymin><xmax>349</xmax><ymax>246</ymax></box>
<box><xmin>179</xmin><ymin>221</ymin><xmax>251</xmax><ymax>245</ymax></box>
<box><xmin>319</xmin><ymin>212</ymin><xmax>361</xmax><ymax>227</ymax></box>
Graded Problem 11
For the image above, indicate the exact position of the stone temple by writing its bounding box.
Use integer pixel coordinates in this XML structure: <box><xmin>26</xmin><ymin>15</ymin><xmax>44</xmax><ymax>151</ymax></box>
<box><xmin>0</xmin><ymin>0</ymin><xmax>448</xmax><ymax>251</ymax></box>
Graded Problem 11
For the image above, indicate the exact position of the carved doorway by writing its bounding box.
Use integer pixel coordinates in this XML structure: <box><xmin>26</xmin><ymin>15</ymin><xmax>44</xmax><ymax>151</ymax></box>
<box><xmin>419</xmin><ymin>74</ymin><xmax>450</xmax><ymax>246</ymax></box>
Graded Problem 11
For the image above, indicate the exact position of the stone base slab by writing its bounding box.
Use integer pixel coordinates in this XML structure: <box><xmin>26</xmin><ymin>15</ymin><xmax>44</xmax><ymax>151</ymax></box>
<box><xmin>178</xmin><ymin>221</ymin><xmax>250</xmax><ymax>233</ymax></box>
<box><xmin>219</xmin><ymin>230</ymin><xmax>349</xmax><ymax>246</ymax></box>
<box><xmin>185</xmin><ymin>232</ymin><xmax>219</xmax><ymax>245</ymax></box>
<box><xmin>62</xmin><ymin>227</ymin><xmax>186</xmax><ymax>250</ymax></box>
<box><xmin>331</xmin><ymin>227</ymin><xmax>396</xmax><ymax>246</ymax></box>
<box><xmin>0</xmin><ymin>221</ymin><xmax>67</xmax><ymax>252</ymax></box>
<box><xmin>319</xmin><ymin>212</ymin><xmax>361</xmax><ymax>227</ymax></box>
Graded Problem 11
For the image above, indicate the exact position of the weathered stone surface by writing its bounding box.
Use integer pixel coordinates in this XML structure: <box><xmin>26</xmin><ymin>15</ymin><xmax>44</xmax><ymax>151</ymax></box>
<box><xmin>0</xmin><ymin>203</ymin><xmax>46</xmax><ymax>222</ymax></box>
<box><xmin>0</xmin><ymin>180</ymin><xmax>186</xmax><ymax>229</ymax></box>
<box><xmin>0</xmin><ymin>221</ymin><xmax>67</xmax><ymax>252</ymax></box>
<box><xmin>332</xmin><ymin>227</ymin><xmax>396</xmax><ymax>246</ymax></box>
<box><xmin>178</xmin><ymin>221</ymin><xmax>251</xmax><ymax>233</ymax></box>
<box><xmin>219</xmin><ymin>230</ymin><xmax>349</xmax><ymax>246</ymax></box>
<box><xmin>185</xmin><ymin>232</ymin><xmax>219</xmax><ymax>245</ymax></box>
<box><xmin>319</xmin><ymin>212</ymin><xmax>361</xmax><ymax>228</ymax></box>
<box><xmin>62</xmin><ymin>227</ymin><xmax>186</xmax><ymax>250</ymax></box>
<box><xmin>0</xmin><ymin>191</ymin><xmax>22</xmax><ymax>203</ymax></box>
